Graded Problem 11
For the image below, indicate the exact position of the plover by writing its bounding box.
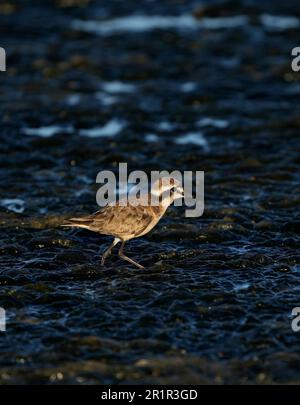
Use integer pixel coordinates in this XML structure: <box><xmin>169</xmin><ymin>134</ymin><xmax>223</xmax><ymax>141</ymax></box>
<box><xmin>62</xmin><ymin>177</ymin><xmax>184</xmax><ymax>269</ymax></box>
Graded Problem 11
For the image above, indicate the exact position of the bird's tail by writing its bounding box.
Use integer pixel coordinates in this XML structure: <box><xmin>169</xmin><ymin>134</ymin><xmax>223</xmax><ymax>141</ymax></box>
<box><xmin>61</xmin><ymin>217</ymin><xmax>93</xmax><ymax>230</ymax></box>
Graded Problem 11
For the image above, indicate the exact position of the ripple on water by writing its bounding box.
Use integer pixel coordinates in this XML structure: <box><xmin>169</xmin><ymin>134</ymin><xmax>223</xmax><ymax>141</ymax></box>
<box><xmin>233</xmin><ymin>282</ymin><xmax>250</xmax><ymax>292</ymax></box>
<box><xmin>72</xmin><ymin>15</ymin><xmax>249</xmax><ymax>36</ymax></box>
<box><xmin>101</xmin><ymin>81</ymin><xmax>136</xmax><ymax>94</ymax></box>
<box><xmin>260</xmin><ymin>14</ymin><xmax>300</xmax><ymax>31</ymax></box>
<box><xmin>181</xmin><ymin>82</ymin><xmax>197</xmax><ymax>92</ymax></box>
<box><xmin>95</xmin><ymin>92</ymin><xmax>118</xmax><ymax>106</ymax></box>
<box><xmin>79</xmin><ymin>119</ymin><xmax>125</xmax><ymax>138</ymax></box>
<box><xmin>23</xmin><ymin>126</ymin><xmax>73</xmax><ymax>137</ymax></box>
<box><xmin>0</xmin><ymin>198</ymin><xmax>25</xmax><ymax>213</ymax></box>
<box><xmin>174</xmin><ymin>132</ymin><xmax>209</xmax><ymax>150</ymax></box>
<box><xmin>157</xmin><ymin>121</ymin><xmax>177</xmax><ymax>132</ymax></box>
<box><xmin>66</xmin><ymin>94</ymin><xmax>81</xmax><ymax>106</ymax></box>
<box><xmin>145</xmin><ymin>134</ymin><xmax>160</xmax><ymax>143</ymax></box>
<box><xmin>197</xmin><ymin>117</ymin><xmax>229</xmax><ymax>129</ymax></box>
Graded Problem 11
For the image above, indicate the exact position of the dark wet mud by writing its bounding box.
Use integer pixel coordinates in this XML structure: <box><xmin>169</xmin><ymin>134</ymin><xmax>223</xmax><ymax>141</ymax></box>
<box><xmin>0</xmin><ymin>0</ymin><xmax>300</xmax><ymax>384</ymax></box>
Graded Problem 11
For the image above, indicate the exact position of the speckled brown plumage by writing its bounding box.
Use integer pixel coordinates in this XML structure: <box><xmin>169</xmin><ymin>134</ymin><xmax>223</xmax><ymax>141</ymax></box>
<box><xmin>63</xmin><ymin>177</ymin><xmax>184</xmax><ymax>268</ymax></box>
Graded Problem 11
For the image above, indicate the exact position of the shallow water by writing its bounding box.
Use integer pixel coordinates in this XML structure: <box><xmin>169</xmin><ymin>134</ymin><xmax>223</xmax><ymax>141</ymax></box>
<box><xmin>0</xmin><ymin>0</ymin><xmax>300</xmax><ymax>384</ymax></box>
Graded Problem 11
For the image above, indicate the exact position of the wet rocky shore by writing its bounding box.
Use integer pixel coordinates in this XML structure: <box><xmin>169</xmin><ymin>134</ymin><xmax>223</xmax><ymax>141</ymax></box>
<box><xmin>0</xmin><ymin>0</ymin><xmax>300</xmax><ymax>384</ymax></box>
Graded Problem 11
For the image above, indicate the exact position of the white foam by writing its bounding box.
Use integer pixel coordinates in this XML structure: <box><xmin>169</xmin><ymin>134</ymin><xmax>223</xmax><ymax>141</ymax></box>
<box><xmin>145</xmin><ymin>134</ymin><xmax>159</xmax><ymax>142</ymax></box>
<box><xmin>95</xmin><ymin>91</ymin><xmax>118</xmax><ymax>106</ymax></box>
<box><xmin>66</xmin><ymin>94</ymin><xmax>81</xmax><ymax>106</ymax></box>
<box><xmin>175</xmin><ymin>132</ymin><xmax>209</xmax><ymax>150</ymax></box>
<box><xmin>260</xmin><ymin>14</ymin><xmax>300</xmax><ymax>30</ymax></box>
<box><xmin>0</xmin><ymin>198</ymin><xmax>25</xmax><ymax>213</ymax></box>
<box><xmin>158</xmin><ymin>121</ymin><xmax>176</xmax><ymax>132</ymax></box>
<box><xmin>23</xmin><ymin>126</ymin><xmax>73</xmax><ymax>137</ymax></box>
<box><xmin>78</xmin><ymin>175</ymin><xmax>93</xmax><ymax>185</ymax></box>
<box><xmin>74</xmin><ymin>188</ymin><xmax>90</xmax><ymax>197</ymax></box>
<box><xmin>181</xmin><ymin>82</ymin><xmax>197</xmax><ymax>92</ymax></box>
<box><xmin>201</xmin><ymin>15</ymin><xmax>248</xmax><ymax>29</ymax></box>
<box><xmin>233</xmin><ymin>282</ymin><xmax>250</xmax><ymax>292</ymax></box>
<box><xmin>72</xmin><ymin>14</ymin><xmax>249</xmax><ymax>36</ymax></box>
<box><xmin>197</xmin><ymin>117</ymin><xmax>229</xmax><ymax>129</ymax></box>
<box><xmin>79</xmin><ymin>119</ymin><xmax>125</xmax><ymax>138</ymax></box>
<box><xmin>102</xmin><ymin>81</ymin><xmax>136</xmax><ymax>94</ymax></box>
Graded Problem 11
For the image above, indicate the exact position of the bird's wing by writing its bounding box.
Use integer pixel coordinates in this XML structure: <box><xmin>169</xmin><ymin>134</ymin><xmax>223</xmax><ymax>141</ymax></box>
<box><xmin>88</xmin><ymin>204</ymin><xmax>155</xmax><ymax>238</ymax></box>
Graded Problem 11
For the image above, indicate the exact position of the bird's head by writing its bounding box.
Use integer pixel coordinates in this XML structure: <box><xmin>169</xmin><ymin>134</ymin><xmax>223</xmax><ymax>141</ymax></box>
<box><xmin>151</xmin><ymin>177</ymin><xmax>184</xmax><ymax>206</ymax></box>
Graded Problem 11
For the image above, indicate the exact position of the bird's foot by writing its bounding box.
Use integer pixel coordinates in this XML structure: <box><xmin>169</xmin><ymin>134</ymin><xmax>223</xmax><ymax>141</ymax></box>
<box><xmin>133</xmin><ymin>261</ymin><xmax>144</xmax><ymax>270</ymax></box>
<box><xmin>119</xmin><ymin>253</ymin><xmax>144</xmax><ymax>269</ymax></box>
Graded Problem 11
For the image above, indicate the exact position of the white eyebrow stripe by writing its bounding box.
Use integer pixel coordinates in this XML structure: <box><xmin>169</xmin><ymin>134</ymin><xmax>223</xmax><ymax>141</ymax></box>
<box><xmin>151</xmin><ymin>184</ymin><xmax>173</xmax><ymax>195</ymax></box>
<box><xmin>151</xmin><ymin>189</ymin><xmax>162</xmax><ymax>196</ymax></box>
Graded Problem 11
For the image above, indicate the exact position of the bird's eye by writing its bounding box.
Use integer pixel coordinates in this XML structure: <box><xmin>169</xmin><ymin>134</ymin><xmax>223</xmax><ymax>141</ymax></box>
<box><xmin>170</xmin><ymin>187</ymin><xmax>176</xmax><ymax>193</ymax></box>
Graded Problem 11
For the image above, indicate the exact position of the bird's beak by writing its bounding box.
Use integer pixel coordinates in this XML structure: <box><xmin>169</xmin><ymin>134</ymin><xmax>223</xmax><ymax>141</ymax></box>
<box><xmin>177</xmin><ymin>187</ymin><xmax>184</xmax><ymax>197</ymax></box>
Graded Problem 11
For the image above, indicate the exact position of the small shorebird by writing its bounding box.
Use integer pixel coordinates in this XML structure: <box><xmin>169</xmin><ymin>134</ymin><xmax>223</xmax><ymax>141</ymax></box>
<box><xmin>62</xmin><ymin>177</ymin><xmax>184</xmax><ymax>269</ymax></box>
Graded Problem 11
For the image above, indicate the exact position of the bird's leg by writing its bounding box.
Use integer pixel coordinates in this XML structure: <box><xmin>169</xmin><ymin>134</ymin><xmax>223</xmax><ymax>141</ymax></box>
<box><xmin>118</xmin><ymin>241</ymin><xmax>144</xmax><ymax>269</ymax></box>
<box><xmin>101</xmin><ymin>238</ymin><xmax>120</xmax><ymax>266</ymax></box>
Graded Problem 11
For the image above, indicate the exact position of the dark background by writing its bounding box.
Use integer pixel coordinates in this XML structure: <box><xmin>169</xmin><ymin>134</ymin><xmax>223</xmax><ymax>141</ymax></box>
<box><xmin>0</xmin><ymin>0</ymin><xmax>299</xmax><ymax>384</ymax></box>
